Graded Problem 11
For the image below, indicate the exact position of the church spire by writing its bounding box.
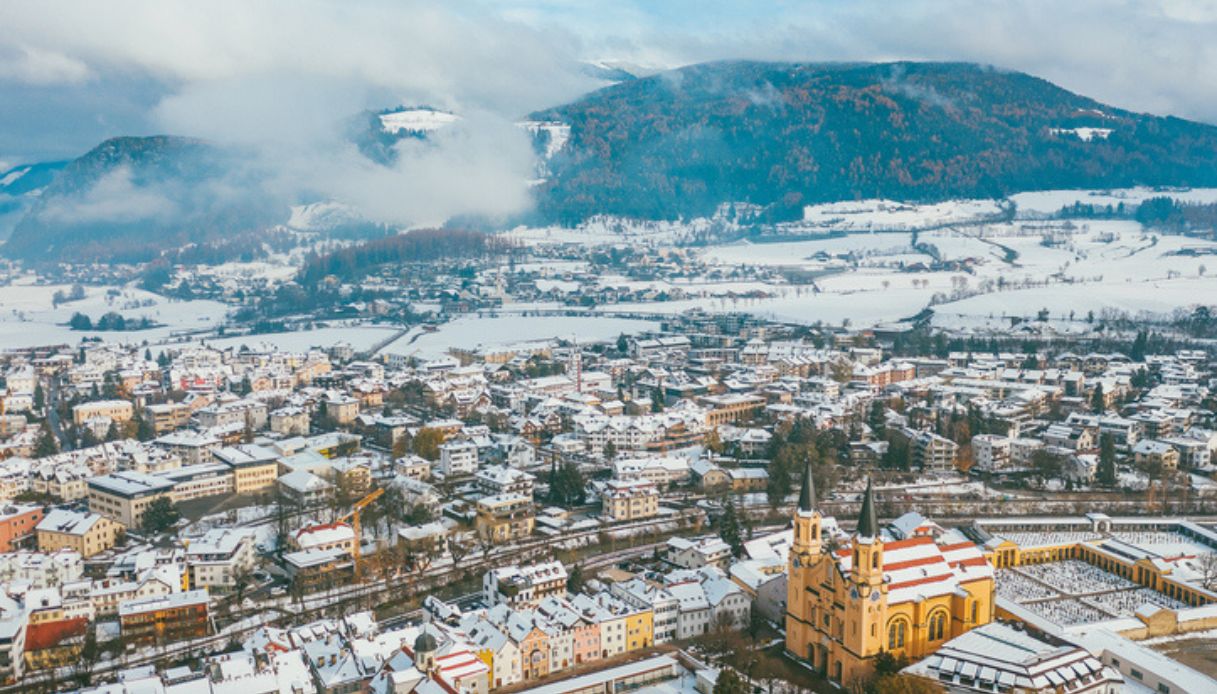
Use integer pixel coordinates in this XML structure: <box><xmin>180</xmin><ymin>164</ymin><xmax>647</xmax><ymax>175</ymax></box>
<box><xmin>856</xmin><ymin>477</ymin><xmax>879</xmax><ymax>539</ymax></box>
<box><xmin>797</xmin><ymin>459</ymin><xmax>816</xmax><ymax>513</ymax></box>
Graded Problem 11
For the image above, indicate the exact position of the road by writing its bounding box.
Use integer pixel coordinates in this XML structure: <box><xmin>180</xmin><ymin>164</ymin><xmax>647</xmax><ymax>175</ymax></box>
<box><xmin>44</xmin><ymin>376</ymin><xmax>71</xmax><ymax>450</ymax></box>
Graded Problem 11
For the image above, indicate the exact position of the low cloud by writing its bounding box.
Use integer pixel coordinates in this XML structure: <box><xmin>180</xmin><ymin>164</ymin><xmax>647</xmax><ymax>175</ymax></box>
<box><xmin>39</xmin><ymin>166</ymin><xmax>178</xmax><ymax>224</ymax></box>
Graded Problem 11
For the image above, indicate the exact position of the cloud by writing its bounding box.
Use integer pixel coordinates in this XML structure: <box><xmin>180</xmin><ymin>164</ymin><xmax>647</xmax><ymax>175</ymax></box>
<box><xmin>0</xmin><ymin>45</ymin><xmax>90</xmax><ymax>85</ymax></box>
<box><xmin>6</xmin><ymin>0</ymin><xmax>1217</xmax><ymax>233</ymax></box>
<box><xmin>39</xmin><ymin>166</ymin><xmax>178</xmax><ymax>224</ymax></box>
<box><xmin>0</xmin><ymin>1</ymin><xmax>601</xmax><ymax>229</ymax></box>
<box><xmin>502</xmin><ymin>0</ymin><xmax>1217</xmax><ymax>125</ymax></box>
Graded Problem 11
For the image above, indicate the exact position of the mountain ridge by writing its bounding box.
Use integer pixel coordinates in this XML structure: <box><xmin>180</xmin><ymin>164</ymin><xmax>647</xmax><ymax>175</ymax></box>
<box><xmin>528</xmin><ymin>60</ymin><xmax>1217</xmax><ymax>223</ymax></box>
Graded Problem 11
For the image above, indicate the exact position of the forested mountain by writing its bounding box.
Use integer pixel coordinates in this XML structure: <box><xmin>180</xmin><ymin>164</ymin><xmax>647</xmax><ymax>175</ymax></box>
<box><xmin>8</xmin><ymin>61</ymin><xmax>1217</xmax><ymax>263</ymax></box>
<box><xmin>3</xmin><ymin>136</ymin><xmax>287</xmax><ymax>263</ymax></box>
<box><xmin>530</xmin><ymin>61</ymin><xmax>1217</xmax><ymax>223</ymax></box>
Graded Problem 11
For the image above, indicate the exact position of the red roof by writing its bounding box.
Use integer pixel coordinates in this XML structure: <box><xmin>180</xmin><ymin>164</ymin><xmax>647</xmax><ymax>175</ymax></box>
<box><xmin>25</xmin><ymin>618</ymin><xmax>87</xmax><ymax>651</ymax></box>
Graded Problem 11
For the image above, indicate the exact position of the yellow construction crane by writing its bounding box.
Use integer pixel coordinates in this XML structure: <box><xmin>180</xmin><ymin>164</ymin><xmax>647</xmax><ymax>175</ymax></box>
<box><xmin>337</xmin><ymin>487</ymin><xmax>384</xmax><ymax>575</ymax></box>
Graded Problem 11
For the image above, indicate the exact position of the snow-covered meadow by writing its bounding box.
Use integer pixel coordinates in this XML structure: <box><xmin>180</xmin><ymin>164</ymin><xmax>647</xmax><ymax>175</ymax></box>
<box><xmin>0</xmin><ymin>278</ymin><xmax>230</xmax><ymax>349</ymax></box>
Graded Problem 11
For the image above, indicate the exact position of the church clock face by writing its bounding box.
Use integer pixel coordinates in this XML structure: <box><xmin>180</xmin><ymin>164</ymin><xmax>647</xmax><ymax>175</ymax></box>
<box><xmin>851</xmin><ymin>588</ymin><xmax>859</xmax><ymax>599</ymax></box>
<box><xmin>870</xmin><ymin>591</ymin><xmax>880</xmax><ymax>602</ymax></box>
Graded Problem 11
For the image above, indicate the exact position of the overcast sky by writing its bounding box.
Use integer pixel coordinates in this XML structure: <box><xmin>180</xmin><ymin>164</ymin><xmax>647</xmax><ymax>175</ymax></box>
<box><xmin>3</xmin><ymin>0</ymin><xmax>1217</xmax><ymax>165</ymax></box>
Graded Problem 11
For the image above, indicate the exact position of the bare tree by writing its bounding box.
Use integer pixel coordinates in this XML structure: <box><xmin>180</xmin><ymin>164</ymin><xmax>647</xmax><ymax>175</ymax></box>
<box><xmin>1199</xmin><ymin>552</ymin><xmax>1217</xmax><ymax>590</ymax></box>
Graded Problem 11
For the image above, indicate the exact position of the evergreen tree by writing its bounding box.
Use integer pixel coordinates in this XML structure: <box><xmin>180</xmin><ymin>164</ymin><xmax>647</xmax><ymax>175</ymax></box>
<box><xmin>549</xmin><ymin>461</ymin><xmax>586</xmax><ymax>506</ymax></box>
<box><xmin>868</xmin><ymin>399</ymin><xmax>886</xmax><ymax>437</ymax></box>
<box><xmin>567</xmin><ymin>563</ymin><xmax>585</xmax><ymax>593</ymax></box>
<box><xmin>1097</xmin><ymin>434</ymin><xmax>1117</xmax><ymax>487</ymax></box>
<box><xmin>140</xmin><ymin>497</ymin><xmax>181</xmax><ymax>534</ymax></box>
<box><xmin>33</xmin><ymin>384</ymin><xmax>45</xmax><ymax>411</ymax></box>
<box><xmin>1091</xmin><ymin>383</ymin><xmax>1105</xmax><ymax>413</ymax></box>
<box><xmin>136</xmin><ymin>413</ymin><xmax>155</xmax><ymax>442</ymax></box>
<box><xmin>1130</xmin><ymin>331</ymin><xmax>1148</xmax><ymax>362</ymax></box>
<box><xmin>34</xmin><ymin>422</ymin><xmax>59</xmax><ymax>457</ymax></box>
<box><xmin>718</xmin><ymin>498</ymin><xmax>744</xmax><ymax>556</ymax></box>
<box><xmin>712</xmin><ymin>668</ymin><xmax>747</xmax><ymax>694</ymax></box>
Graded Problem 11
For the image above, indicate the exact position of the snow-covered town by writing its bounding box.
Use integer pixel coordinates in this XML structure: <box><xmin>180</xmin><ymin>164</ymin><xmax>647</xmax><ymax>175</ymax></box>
<box><xmin>0</xmin><ymin>303</ymin><xmax>1214</xmax><ymax>692</ymax></box>
<box><xmin>8</xmin><ymin>2</ymin><xmax>1217</xmax><ymax>693</ymax></box>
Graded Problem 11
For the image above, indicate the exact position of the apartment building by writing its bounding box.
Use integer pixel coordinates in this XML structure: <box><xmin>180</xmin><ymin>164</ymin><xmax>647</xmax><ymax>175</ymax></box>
<box><xmin>86</xmin><ymin>471</ymin><xmax>175</xmax><ymax>527</ymax></box>
<box><xmin>185</xmin><ymin>528</ymin><xmax>257</xmax><ymax>592</ymax></box>
<box><xmin>475</xmin><ymin>493</ymin><xmax>534</xmax><ymax>544</ymax></box>
<box><xmin>71</xmin><ymin>400</ymin><xmax>134</xmax><ymax>427</ymax></box>
<box><xmin>602</xmin><ymin>479</ymin><xmax>659</xmax><ymax>522</ymax></box>
<box><xmin>35</xmin><ymin>509</ymin><xmax>121</xmax><ymax>558</ymax></box>
<box><xmin>212</xmin><ymin>444</ymin><xmax>280</xmax><ymax>494</ymax></box>
<box><xmin>0</xmin><ymin>503</ymin><xmax>44</xmax><ymax>552</ymax></box>
<box><xmin>118</xmin><ymin>589</ymin><xmax>210</xmax><ymax>646</ymax></box>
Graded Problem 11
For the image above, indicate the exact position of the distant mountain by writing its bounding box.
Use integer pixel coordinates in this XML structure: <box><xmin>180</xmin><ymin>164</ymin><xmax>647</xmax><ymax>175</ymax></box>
<box><xmin>3</xmin><ymin>136</ymin><xmax>288</xmax><ymax>263</ymax></box>
<box><xmin>529</xmin><ymin>61</ymin><xmax>1217</xmax><ymax>223</ymax></box>
<box><xmin>350</xmin><ymin>106</ymin><xmax>461</xmax><ymax>165</ymax></box>
<box><xmin>0</xmin><ymin>160</ymin><xmax>67</xmax><ymax>196</ymax></box>
<box><xmin>0</xmin><ymin>160</ymin><xmax>68</xmax><ymax>241</ymax></box>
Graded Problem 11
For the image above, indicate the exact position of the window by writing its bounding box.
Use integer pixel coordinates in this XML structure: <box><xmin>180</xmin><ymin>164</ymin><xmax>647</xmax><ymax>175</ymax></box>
<box><xmin>929</xmin><ymin>611</ymin><xmax>947</xmax><ymax>641</ymax></box>
<box><xmin>888</xmin><ymin>620</ymin><xmax>906</xmax><ymax>649</ymax></box>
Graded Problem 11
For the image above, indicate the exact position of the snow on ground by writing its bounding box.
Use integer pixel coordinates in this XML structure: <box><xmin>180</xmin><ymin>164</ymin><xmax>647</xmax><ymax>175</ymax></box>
<box><xmin>0</xmin><ymin>166</ymin><xmax>28</xmax><ymax>187</ymax></box>
<box><xmin>799</xmin><ymin>198</ymin><xmax>1004</xmax><ymax>231</ymax></box>
<box><xmin>1011</xmin><ymin>187</ymin><xmax>1217</xmax><ymax>217</ymax></box>
<box><xmin>203</xmin><ymin>325</ymin><xmax>400</xmax><ymax>353</ymax></box>
<box><xmin>1048</xmin><ymin>127</ymin><xmax>1112</xmax><ymax>141</ymax></box>
<box><xmin>0</xmin><ymin>281</ymin><xmax>230</xmax><ymax>349</ymax></box>
<box><xmin>287</xmin><ymin>201</ymin><xmax>363</xmax><ymax>231</ymax></box>
<box><xmin>517</xmin><ymin>120</ymin><xmax>571</xmax><ymax>159</ymax></box>
<box><xmin>598</xmin><ymin>284</ymin><xmax>935</xmax><ymax>326</ymax></box>
<box><xmin>703</xmin><ymin>234</ymin><xmax>914</xmax><ymax>268</ymax></box>
<box><xmin>504</xmin><ymin>216</ymin><xmax>718</xmax><ymax>246</ymax></box>
<box><xmin>379</xmin><ymin>314</ymin><xmax>660</xmax><ymax>360</ymax></box>
<box><xmin>378</xmin><ymin>108</ymin><xmax>459</xmax><ymax>134</ymax></box>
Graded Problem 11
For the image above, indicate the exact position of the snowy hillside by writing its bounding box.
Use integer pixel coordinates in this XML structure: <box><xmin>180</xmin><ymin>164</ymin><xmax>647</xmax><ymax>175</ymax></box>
<box><xmin>378</xmin><ymin>108</ymin><xmax>460</xmax><ymax>135</ymax></box>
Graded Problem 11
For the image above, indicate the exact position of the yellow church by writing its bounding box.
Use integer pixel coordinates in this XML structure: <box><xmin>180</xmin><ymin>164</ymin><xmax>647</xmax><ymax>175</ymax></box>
<box><xmin>785</xmin><ymin>467</ymin><xmax>996</xmax><ymax>686</ymax></box>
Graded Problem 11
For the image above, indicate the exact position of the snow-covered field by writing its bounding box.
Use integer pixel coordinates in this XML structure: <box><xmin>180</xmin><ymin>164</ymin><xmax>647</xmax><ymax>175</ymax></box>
<box><xmin>0</xmin><ymin>280</ymin><xmax>229</xmax><ymax>349</ymax></box>
<box><xmin>203</xmin><ymin>325</ymin><xmax>401</xmax><ymax>354</ymax></box>
<box><xmin>1011</xmin><ymin>187</ymin><xmax>1217</xmax><ymax>217</ymax></box>
<box><xmin>799</xmin><ymin>198</ymin><xmax>1005</xmax><ymax>231</ymax></box>
<box><xmin>379</xmin><ymin>314</ymin><xmax>660</xmax><ymax>360</ymax></box>
<box><xmin>378</xmin><ymin>108</ymin><xmax>459</xmax><ymax>134</ymax></box>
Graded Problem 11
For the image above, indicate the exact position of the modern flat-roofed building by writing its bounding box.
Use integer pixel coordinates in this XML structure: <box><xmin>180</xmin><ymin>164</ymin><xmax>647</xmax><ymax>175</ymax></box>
<box><xmin>160</xmin><ymin>463</ymin><xmax>233</xmax><ymax>502</ymax></box>
<box><xmin>212</xmin><ymin>444</ymin><xmax>280</xmax><ymax>494</ymax></box>
<box><xmin>86</xmin><ymin>471</ymin><xmax>175</xmax><ymax>527</ymax></box>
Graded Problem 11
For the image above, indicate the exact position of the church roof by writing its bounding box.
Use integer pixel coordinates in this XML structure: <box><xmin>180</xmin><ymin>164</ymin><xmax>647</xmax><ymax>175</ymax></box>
<box><xmin>856</xmin><ymin>477</ymin><xmax>878</xmax><ymax>538</ymax></box>
<box><xmin>797</xmin><ymin>460</ymin><xmax>816</xmax><ymax>513</ymax></box>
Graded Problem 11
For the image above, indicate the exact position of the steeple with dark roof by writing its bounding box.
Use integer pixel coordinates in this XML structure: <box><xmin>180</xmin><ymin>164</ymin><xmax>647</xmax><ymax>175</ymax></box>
<box><xmin>856</xmin><ymin>477</ymin><xmax>879</xmax><ymax>539</ymax></box>
<box><xmin>797</xmin><ymin>459</ymin><xmax>816</xmax><ymax>513</ymax></box>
